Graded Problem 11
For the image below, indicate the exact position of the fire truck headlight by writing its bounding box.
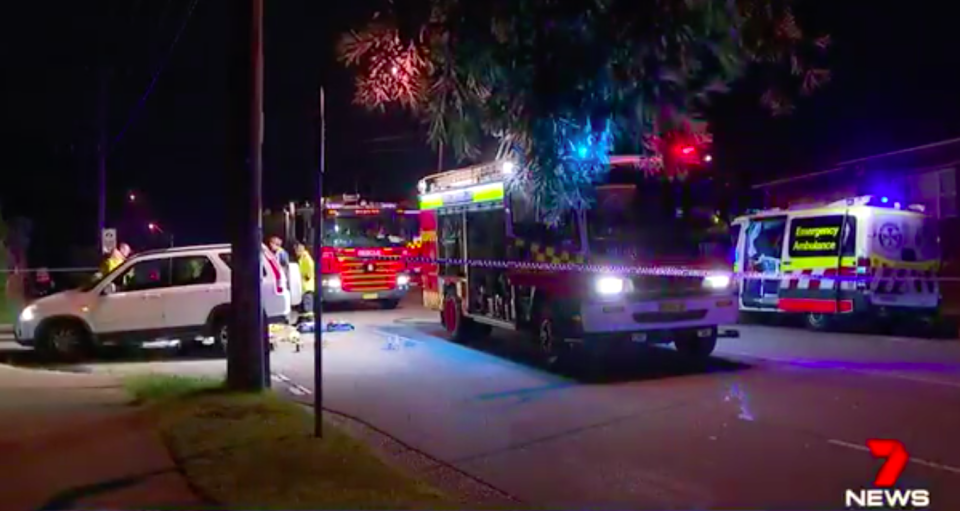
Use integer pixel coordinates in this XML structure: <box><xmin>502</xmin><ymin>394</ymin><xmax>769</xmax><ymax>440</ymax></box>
<box><xmin>595</xmin><ymin>276</ymin><xmax>625</xmax><ymax>295</ymax></box>
<box><xmin>703</xmin><ymin>274</ymin><xmax>731</xmax><ymax>289</ymax></box>
<box><xmin>396</xmin><ymin>274</ymin><xmax>411</xmax><ymax>287</ymax></box>
<box><xmin>323</xmin><ymin>277</ymin><xmax>342</xmax><ymax>290</ymax></box>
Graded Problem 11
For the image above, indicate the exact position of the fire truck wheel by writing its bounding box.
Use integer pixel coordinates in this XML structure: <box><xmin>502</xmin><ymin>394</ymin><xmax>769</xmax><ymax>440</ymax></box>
<box><xmin>804</xmin><ymin>312</ymin><xmax>833</xmax><ymax>331</ymax></box>
<box><xmin>442</xmin><ymin>293</ymin><xmax>475</xmax><ymax>343</ymax></box>
<box><xmin>674</xmin><ymin>334</ymin><xmax>717</xmax><ymax>361</ymax></box>
<box><xmin>379</xmin><ymin>299</ymin><xmax>401</xmax><ymax>310</ymax></box>
<box><xmin>535</xmin><ymin>302</ymin><xmax>571</xmax><ymax>368</ymax></box>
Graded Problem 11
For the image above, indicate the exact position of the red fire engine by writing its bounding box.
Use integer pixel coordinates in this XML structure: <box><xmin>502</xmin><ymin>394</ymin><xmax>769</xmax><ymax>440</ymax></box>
<box><xmin>265</xmin><ymin>194</ymin><xmax>418</xmax><ymax>309</ymax></box>
<box><xmin>416</xmin><ymin>158</ymin><xmax>737</xmax><ymax>368</ymax></box>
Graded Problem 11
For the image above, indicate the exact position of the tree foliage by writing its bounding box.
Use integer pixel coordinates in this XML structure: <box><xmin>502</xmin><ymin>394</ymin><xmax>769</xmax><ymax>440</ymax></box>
<box><xmin>338</xmin><ymin>0</ymin><xmax>829</xmax><ymax>220</ymax></box>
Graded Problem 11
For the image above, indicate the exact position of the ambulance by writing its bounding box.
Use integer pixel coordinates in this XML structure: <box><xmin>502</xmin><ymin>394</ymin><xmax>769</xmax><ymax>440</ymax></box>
<box><xmin>732</xmin><ymin>195</ymin><xmax>941</xmax><ymax>330</ymax></box>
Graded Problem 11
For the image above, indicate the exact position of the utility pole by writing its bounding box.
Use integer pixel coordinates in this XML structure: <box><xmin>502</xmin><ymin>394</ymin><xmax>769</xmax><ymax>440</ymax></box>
<box><xmin>226</xmin><ymin>0</ymin><xmax>267</xmax><ymax>392</ymax></box>
<box><xmin>313</xmin><ymin>86</ymin><xmax>325</xmax><ymax>438</ymax></box>
<box><xmin>97</xmin><ymin>69</ymin><xmax>108</xmax><ymax>254</ymax></box>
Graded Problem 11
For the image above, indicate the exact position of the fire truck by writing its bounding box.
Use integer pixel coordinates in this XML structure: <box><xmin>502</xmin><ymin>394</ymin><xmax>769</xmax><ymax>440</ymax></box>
<box><xmin>416</xmin><ymin>157</ymin><xmax>737</xmax><ymax>368</ymax></box>
<box><xmin>264</xmin><ymin>194</ymin><xmax>417</xmax><ymax>309</ymax></box>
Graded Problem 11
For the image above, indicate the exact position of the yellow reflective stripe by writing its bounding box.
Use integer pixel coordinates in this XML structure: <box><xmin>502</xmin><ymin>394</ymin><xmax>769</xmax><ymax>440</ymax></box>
<box><xmin>869</xmin><ymin>255</ymin><xmax>939</xmax><ymax>271</ymax></box>
<box><xmin>782</xmin><ymin>256</ymin><xmax>857</xmax><ymax>270</ymax></box>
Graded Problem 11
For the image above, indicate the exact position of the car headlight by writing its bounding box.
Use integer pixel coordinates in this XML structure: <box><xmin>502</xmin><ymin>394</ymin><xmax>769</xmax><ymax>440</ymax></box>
<box><xmin>396</xmin><ymin>274</ymin><xmax>411</xmax><ymax>286</ymax></box>
<box><xmin>323</xmin><ymin>277</ymin><xmax>342</xmax><ymax>289</ymax></box>
<box><xmin>19</xmin><ymin>305</ymin><xmax>36</xmax><ymax>322</ymax></box>
<box><xmin>703</xmin><ymin>275</ymin><xmax>731</xmax><ymax>289</ymax></box>
<box><xmin>595</xmin><ymin>276</ymin><xmax>625</xmax><ymax>295</ymax></box>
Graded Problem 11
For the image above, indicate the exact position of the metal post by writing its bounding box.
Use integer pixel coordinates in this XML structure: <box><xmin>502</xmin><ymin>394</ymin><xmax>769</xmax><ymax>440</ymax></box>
<box><xmin>97</xmin><ymin>70</ymin><xmax>108</xmax><ymax>254</ymax></box>
<box><xmin>226</xmin><ymin>0</ymin><xmax>267</xmax><ymax>392</ymax></box>
<box><xmin>313</xmin><ymin>87</ymin><xmax>326</xmax><ymax>437</ymax></box>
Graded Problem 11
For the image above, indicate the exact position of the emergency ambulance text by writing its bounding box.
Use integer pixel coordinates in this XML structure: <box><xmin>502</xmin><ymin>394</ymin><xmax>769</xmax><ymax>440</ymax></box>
<box><xmin>792</xmin><ymin>225</ymin><xmax>840</xmax><ymax>253</ymax></box>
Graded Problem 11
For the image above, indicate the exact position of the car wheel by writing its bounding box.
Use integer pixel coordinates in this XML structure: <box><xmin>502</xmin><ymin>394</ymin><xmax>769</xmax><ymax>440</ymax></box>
<box><xmin>674</xmin><ymin>332</ymin><xmax>717</xmax><ymax>361</ymax></box>
<box><xmin>38</xmin><ymin>320</ymin><xmax>90</xmax><ymax>360</ymax></box>
<box><xmin>805</xmin><ymin>312</ymin><xmax>832</xmax><ymax>331</ymax></box>
<box><xmin>213</xmin><ymin>316</ymin><xmax>230</xmax><ymax>352</ymax></box>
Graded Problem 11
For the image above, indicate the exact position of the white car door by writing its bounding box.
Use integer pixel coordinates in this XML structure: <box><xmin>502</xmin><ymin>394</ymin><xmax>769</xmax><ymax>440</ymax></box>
<box><xmin>162</xmin><ymin>255</ymin><xmax>226</xmax><ymax>331</ymax></box>
<box><xmin>91</xmin><ymin>257</ymin><xmax>169</xmax><ymax>335</ymax></box>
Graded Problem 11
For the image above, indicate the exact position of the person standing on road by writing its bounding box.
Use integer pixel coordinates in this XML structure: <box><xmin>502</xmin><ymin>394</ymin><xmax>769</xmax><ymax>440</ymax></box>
<box><xmin>294</xmin><ymin>242</ymin><xmax>316</xmax><ymax>322</ymax></box>
<box><xmin>267</xmin><ymin>236</ymin><xmax>290</xmax><ymax>269</ymax></box>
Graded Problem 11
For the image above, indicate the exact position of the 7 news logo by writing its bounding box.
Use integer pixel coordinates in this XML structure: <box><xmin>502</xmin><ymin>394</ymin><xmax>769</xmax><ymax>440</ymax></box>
<box><xmin>845</xmin><ymin>439</ymin><xmax>930</xmax><ymax>509</ymax></box>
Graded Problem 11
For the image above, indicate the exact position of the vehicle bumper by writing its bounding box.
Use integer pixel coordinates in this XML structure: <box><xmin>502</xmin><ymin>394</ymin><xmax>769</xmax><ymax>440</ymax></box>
<box><xmin>321</xmin><ymin>286</ymin><xmax>410</xmax><ymax>303</ymax></box>
<box><xmin>13</xmin><ymin>320</ymin><xmax>37</xmax><ymax>347</ymax></box>
<box><xmin>579</xmin><ymin>294</ymin><xmax>738</xmax><ymax>337</ymax></box>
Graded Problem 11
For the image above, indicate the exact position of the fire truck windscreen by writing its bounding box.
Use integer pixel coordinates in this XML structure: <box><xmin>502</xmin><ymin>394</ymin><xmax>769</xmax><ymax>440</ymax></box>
<box><xmin>588</xmin><ymin>180</ymin><xmax>731</xmax><ymax>262</ymax></box>
<box><xmin>322</xmin><ymin>213</ymin><xmax>410</xmax><ymax>248</ymax></box>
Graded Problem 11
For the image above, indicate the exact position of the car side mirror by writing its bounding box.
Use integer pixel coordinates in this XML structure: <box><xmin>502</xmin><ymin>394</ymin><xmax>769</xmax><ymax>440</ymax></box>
<box><xmin>102</xmin><ymin>283</ymin><xmax>117</xmax><ymax>295</ymax></box>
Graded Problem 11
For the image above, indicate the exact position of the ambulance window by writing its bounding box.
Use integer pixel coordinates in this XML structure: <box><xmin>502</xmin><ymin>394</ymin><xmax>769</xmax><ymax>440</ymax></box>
<box><xmin>788</xmin><ymin>215</ymin><xmax>856</xmax><ymax>258</ymax></box>
<box><xmin>745</xmin><ymin>217</ymin><xmax>787</xmax><ymax>273</ymax></box>
<box><xmin>729</xmin><ymin>225</ymin><xmax>741</xmax><ymax>265</ymax></box>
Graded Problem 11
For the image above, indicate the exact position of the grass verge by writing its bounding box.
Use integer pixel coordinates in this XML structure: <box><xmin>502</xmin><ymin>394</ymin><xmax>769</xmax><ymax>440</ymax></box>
<box><xmin>124</xmin><ymin>374</ymin><xmax>454</xmax><ymax>510</ymax></box>
<box><xmin>0</xmin><ymin>295</ymin><xmax>20</xmax><ymax>325</ymax></box>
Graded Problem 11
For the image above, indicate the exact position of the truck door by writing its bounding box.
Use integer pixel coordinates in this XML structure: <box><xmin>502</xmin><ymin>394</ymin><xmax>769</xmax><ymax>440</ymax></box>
<box><xmin>740</xmin><ymin>216</ymin><xmax>787</xmax><ymax>309</ymax></box>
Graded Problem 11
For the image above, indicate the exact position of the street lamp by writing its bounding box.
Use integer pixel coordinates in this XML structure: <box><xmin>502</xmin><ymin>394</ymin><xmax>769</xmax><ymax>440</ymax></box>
<box><xmin>148</xmin><ymin>222</ymin><xmax>174</xmax><ymax>247</ymax></box>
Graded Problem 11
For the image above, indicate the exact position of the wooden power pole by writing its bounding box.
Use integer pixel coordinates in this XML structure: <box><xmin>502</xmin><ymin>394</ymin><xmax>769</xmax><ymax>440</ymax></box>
<box><xmin>226</xmin><ymin>0</ymin><xmax>268</xmax><ymax>392</ymax></box>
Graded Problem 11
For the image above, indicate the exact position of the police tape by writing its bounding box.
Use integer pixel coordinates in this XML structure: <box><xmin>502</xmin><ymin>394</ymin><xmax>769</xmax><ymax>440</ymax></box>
<box><xmin>342</xmin><ymin>255</ymin><xmax>960</xmax><ymax>283</ymax></box>
<box><xmin>0</xmin><ymin>267</ymin><xmax>99</xmax><ymax>274</ymax></box>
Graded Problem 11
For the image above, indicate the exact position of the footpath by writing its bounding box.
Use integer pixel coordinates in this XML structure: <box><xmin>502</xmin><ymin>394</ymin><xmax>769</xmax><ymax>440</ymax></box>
<box><xmin>0</xmin><ymin>364</ymin><xmax>207</xmax><ymax>511</ymax></box>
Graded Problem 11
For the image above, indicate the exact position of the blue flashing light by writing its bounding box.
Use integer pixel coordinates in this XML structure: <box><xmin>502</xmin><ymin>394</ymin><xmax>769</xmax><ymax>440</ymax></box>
<box><xmin>881</xmin><ymin>196</ymin><xmax>889</xmax><ymax>204</ymax></box>
<box><xmin>576</xmin><ymin>145</ymin><xmax>588</xmax><ymax>159</ymax></box>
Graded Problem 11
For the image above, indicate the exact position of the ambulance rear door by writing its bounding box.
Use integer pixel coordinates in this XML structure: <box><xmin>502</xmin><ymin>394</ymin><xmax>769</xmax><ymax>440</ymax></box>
<box><xmin>867</xmin><ymin>210</ymin><xmax>940</xmax><ymax>309</ymax></box>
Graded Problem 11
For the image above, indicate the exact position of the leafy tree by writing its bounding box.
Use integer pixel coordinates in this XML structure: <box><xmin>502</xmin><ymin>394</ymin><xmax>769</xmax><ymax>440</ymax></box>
<box><xmin>338</xmin><ymin>0</ymin><xmax>829</xmax><ymax>220</ymax></box>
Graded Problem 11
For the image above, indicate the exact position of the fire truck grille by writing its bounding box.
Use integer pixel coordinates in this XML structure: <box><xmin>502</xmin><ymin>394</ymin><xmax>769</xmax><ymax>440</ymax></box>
<box><xmin>339</xmin><ymin>258</ymin><xmax>402</xmax><ymax>292</ymax></box>
<box><xmin>630</xmin><ymin>276</ymin><xmax>709</xmax><ymax>299</ymax></box>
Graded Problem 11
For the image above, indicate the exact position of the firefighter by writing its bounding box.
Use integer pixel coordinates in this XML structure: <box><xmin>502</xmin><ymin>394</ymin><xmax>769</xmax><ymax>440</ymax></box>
<box><xmin>96</xmin><ymin>243</ymin><xmax>131</xmax><ymax>279</ymax></box>
<box><xmin>294</xmin><ymin>242</ymin><xmax>316</xmax><ymax>321</ymax></box>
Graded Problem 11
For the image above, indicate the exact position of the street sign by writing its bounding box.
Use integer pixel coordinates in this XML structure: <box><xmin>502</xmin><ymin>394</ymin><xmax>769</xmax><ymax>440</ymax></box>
<box><xmin>102</xmin><ymin>228</ymin><xmax>117</xmax><ymax>254</ymax></box>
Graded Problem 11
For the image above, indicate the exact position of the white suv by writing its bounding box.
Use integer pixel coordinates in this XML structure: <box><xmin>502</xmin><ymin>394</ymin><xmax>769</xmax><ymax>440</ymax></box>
<box><xmin>15</xmin><ymin>243</ymin><xmax>292</xmax><ymax>358</ymax></box>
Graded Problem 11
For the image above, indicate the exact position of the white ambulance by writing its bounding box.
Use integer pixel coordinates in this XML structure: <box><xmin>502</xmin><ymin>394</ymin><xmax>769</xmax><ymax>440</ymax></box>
<box><xmin>732</xmin><ymin>195</ymin><xmax>940</xmax><ymax>330</ymax></box>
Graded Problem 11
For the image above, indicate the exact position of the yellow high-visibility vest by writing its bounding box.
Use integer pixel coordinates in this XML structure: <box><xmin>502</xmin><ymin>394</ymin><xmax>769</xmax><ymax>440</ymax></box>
<box><xmin>298</xmin><ymin>253</ymin><xmax>316</xmax><ymax>293</ymax></box>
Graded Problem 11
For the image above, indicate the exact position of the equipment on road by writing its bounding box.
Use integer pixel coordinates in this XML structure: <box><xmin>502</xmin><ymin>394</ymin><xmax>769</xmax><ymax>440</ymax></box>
<box><xmin>264</xmin><ymin>195</ymin><xmax>415</xmax><ymax>309</ymax></box>
<box><xmin>733</xmin><ymin>195</ymin><xmax>941</xmax><ymax>330</ymax></box>
<box><xmin>416</xmin><ymin>157</ymin><xmax>737</xmax><ymax>369</ymax></box>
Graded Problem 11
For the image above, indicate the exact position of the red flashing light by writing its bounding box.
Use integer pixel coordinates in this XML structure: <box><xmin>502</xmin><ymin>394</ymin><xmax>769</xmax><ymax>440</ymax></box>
<box><xmin>679</xmin><ymin>145</ymin><xmax>696</xmax><ymax>155</ymax></box>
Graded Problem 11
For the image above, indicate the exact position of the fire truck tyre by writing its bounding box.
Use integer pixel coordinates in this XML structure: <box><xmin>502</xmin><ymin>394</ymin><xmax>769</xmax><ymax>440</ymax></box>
<box><xmin>379</xmin><ymin>299</ymin><xmax>401</xmax><ymax>310</ymax></box>
<box><xmin>535</xmin><ymin>302</ymin><xmax>573</xmax><ymax>369</ymax></box>
<box><xmin>804</xmin><ymin>312</ymin><xmax>833</xmax><ymax>331</ymax></box>
<box><xmin>674</xmin><ymin>334</ymin><xmax>717</xmax><ymax>361</ymax></box>
<box><xmin>36</xmin><ymin>319</ymin><xmax>93</xmax><ymax>361</ymax></box>
<box><xmin>442</xmin><ymin>293</ymin><xmax>475</xmax><ymax>343</ymax></box>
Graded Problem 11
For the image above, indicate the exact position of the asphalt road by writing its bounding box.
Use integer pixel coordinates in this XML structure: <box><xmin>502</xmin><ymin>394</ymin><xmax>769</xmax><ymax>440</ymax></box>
<box><xmin>4</xmin><ymin>292</ymin><xmax>960</xmax><ymax>510</ymax></box>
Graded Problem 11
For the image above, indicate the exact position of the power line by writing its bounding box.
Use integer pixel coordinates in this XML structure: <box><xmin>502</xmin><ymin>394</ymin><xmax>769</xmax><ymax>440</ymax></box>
<box><xmin>109</xmin><ymin>0</ymin><xmax>201</xmax><ymax>154</ymax></box>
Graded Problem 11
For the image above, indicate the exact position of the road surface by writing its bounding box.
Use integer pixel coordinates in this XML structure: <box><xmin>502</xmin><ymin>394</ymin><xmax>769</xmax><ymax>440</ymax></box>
<box><xmin>3</xmin><ymin>292</ymin><xmax>959</xmax><ymax>510</ymax></box>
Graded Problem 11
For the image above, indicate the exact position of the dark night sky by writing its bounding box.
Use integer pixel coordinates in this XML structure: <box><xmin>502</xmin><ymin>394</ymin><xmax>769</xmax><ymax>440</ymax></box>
<box><xmin>3</xmin><ymin>1</ymin><xmax>960</xmax><ymax>267</ymax></box>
